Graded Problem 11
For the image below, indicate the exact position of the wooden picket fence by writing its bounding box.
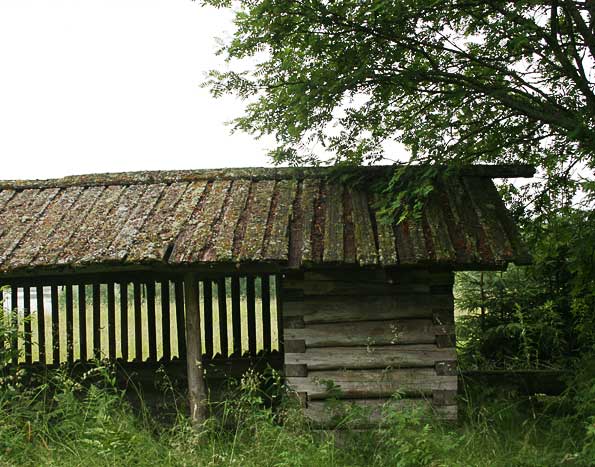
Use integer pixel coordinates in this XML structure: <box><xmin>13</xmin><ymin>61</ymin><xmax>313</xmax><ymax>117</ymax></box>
<box><xmin>0</xmin><ymin>273</ymin><xmax>280</xmax><ymax>366</ymax></box>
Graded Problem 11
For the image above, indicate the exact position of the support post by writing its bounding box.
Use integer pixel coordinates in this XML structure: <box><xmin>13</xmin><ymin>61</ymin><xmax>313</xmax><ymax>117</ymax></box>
<box><xmin>184</xmin><ymin>273</ymin><xmax>207</xmax><ymax>425</ymax></box>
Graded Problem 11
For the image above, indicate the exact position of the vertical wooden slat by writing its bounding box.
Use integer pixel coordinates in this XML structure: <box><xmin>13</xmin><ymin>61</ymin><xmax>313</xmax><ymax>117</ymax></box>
<box><xmin>175</xmin><ymin>280</ymin><xmax>186</xmax><ymax>359</ymax></box>
<box><xmin>120</xmin><ymin>281</ymin><xmax>129</xmax><ymax>361</ymax></box>
<box><xmin>107</xmin><ymin>283</ymin><xmax>116</xmax><ymax>360</ymax></box>
<box><xmin>160</xmin><ymin>280</ymin><xmax>171</xmax><ymax>361</ymax></box>
<box><xmin>51</xmin><ymin>285</ymin><xmax>60</xmax><ymax>364</ymax></box>
<box><xmin>231</xmin><ymin>276</ymin><xmax>241</xmax><ymax>356</ymax></box>
<box><xmin>65</xmin><ymin>285</ymin><xmax>74</xmax><ymax>364</ymax></box>
<box><xmin>0</xmin><ymin>288</ymin><xmax>4</xmax><ymax>356</ymax></box>
<box><xmin>275</xmin><ymin>275</ymin><xmax>283</xmax><ymax>353</ymax></box>
<box><xmin>217</xmin><ymin>278</ymin><xmax>228</xmax><ymax>357</ymax></box>
<box><xmin>261</xmin><ymin>275</ymin><xmax>272</xmax><ymax>352</ymax></box>
<box><xmin>134</xmin><ymin>282</ymin><xmax>143</xmax><ymax>362</ymax></box>
<box><xmin>246</xmin><ymin>276</ymin><xmax>257</xmax><ymax>355</ymax></box>
<box><xmin>78</xmin><ymin>284</ymin><xmax>86</xmax><ymax>362</ymax></box>
<box><xmin>11</xmin><ymin>286</ymin><xmax>18</xmax><ymax>365</ymax></box>
<box><xmin>23</xmin><ymin>287</ymin><xmax>32</xmax><ymax>364</ymax></box>
<box><xmin>202</xmin><ymin>280</ymin><xmax>213</xmax><ymax>358</ymax></box>
<box><xmin>92</xmin><ymin>284</ymin><xmax>101</xmax><ymax>359</ymax></box>
<box><xmin>147</xmin><ymin>282</ymin><xmax>157</xmax><ymax>361</ymax></box>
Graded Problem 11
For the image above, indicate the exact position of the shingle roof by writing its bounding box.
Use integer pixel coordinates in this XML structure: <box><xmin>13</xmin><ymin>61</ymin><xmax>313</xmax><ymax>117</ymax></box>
<box><xmin>0</xmin><ymin>166</ymin><xmax>532</xmax><ymax>276</ymax></box>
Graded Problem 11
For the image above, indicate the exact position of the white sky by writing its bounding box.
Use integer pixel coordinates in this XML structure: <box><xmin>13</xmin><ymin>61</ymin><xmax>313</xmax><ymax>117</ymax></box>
<box><xmin>0</xmin><ymin>0</ymin><xmax>277</xmax><ymax>180</ymax></box>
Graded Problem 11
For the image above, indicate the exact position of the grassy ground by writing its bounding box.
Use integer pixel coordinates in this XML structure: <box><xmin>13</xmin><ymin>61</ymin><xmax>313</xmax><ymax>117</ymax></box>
<box><xmin>0</xmin><ymin>364</ymin><xmax>593</xmax><ymax>467</ymax></box>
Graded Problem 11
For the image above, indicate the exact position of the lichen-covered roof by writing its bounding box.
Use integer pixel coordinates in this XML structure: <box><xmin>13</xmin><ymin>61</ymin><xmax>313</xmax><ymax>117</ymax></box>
<box><xmin>0</xmin><ymin>166</ymin><xmax>532</xmax><ymax>276</ymax></box>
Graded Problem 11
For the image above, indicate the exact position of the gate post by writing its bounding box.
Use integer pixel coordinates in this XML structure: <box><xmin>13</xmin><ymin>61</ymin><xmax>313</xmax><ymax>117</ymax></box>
<box><xmin>184</xmin><ymin>273</ymin><xmax>207</xmax><ymax>425</ymax></box>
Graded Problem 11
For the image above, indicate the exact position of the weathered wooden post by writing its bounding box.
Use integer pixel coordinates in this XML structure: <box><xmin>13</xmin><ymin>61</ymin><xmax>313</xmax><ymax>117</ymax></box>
<box><xmin>184</xmin><ymin>273</ymin><xmax>207</xmax><ymax>425</ymax></box>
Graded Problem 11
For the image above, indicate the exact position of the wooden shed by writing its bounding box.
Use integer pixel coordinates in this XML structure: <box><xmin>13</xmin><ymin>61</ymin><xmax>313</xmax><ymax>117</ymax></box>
<box><xmin>0</xmin><ymin>165</ymin><xmax>533</xmax><ymax>424</ymax></box>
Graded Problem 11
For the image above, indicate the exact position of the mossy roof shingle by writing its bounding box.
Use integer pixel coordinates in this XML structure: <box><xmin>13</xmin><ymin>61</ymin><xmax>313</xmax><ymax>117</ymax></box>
<box><xmin>0</xmin><ymin>166</ymin><xmax>533</xmax><ymax>276</ymax></box>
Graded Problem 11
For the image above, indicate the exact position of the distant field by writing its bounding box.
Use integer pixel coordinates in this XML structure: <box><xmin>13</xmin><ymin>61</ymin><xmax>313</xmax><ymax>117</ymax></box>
<box><xmin>2</xmin><ymin>276</ymin><xmax>279</xmax><ymax>364</ymax></box>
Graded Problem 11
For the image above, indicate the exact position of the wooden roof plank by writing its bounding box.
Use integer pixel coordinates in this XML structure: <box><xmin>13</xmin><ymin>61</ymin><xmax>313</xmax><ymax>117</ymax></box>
<box><xmin>322</xmin><ymin>183</ymin><xmax>344</xmax><ymax>263</ymax></box>
<box><xmin>205</xmin><ymin>179</ymin><xmax>250</xmax><ymax>262</ymax></box>
<box><xmin>32</xmin><ymin>186</ymin><xmax>105</xmax><ymax>268</ymax></box>
<box><xmin>179</xmin><ymin>179</ymin><xmax>232</xmax><ymax>263</ymax></box>
<box><xmin>0</xmin><ymin>188</ymin><xmax>60</xmax><ymax>266</ymax></box>
<box><xmin>264</xmin><ymin>179</ymin><xmax>298</xmax><ymax>261</ymax></box>
<box><xmin>462</xmin><ymin>176</ymin><xmax>514</xmax><ymax>264</ymax></box>
<box><xmin>299</xmin><ymin>178</ymin><xmax>320</xmax><ymax>264</ymax></box>
<box><xmin>441</xmin><ymin>175</ymin><xmax>483</xmax><ymax>263</ymax></box>
<box><xmin>104</xmin><ymin>183</ymin><xmax>167</xmax><ymax>262</ymax></box>
<box><xmin>78</xmin><ymin>184</ymin><xmax>146</xmax><ymax>265</ymax></box>
<box><xmin>6</xmin><ymin>187</ymin><xmax>84</xmax><ymax>270</ymax></box>
<box><xmin>0</xmin><ymin>190</ymin><xmax>16</xmax><ymax>216</ymax></box>
<box><xmin>58</xmin><ymin>185</ymin><xmax>126</xmax><ymax>265</ymax></box>
<box><xmin>370</xmin><ymin>195</ymin><xmax>397</xmax><ymax>266</ymax></box>
<box><xmin>423</xmin><ymin>192</ymin><xmax>457</xmax><ymax>263</ymax></box>
<box><xmin>125</xmin><ymin>182</ymin><xmax>188</xmax><ymax>263</ymax></box>
<box><xmin>350</xmin><ymin>189</ymin><xmax>378</xmax><ymax>266</ymax></box>
<box><xmin>238</xmin><ymin>180</ymin><xmax>276</xmax><ymax>261</ymax></box>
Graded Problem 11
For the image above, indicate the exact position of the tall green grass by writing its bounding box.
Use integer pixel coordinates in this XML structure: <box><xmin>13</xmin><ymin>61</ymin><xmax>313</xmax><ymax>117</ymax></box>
<box><xmin>0</xmin><ymin>360</ymin><xmax>593</xmax><ymax>467</ymax></box>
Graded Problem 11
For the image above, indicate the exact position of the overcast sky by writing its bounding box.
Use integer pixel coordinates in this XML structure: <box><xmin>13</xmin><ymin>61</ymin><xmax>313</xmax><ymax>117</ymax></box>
<box><xmin>0</xmin><ymin>0</ymin><xmax>279</xmax><ymax>180</ymax></box>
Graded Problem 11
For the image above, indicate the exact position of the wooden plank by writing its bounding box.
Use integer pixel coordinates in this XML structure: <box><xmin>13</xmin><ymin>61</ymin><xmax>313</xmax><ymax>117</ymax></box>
<box><xmin>463</xmin><ymin>176</ymin><xmax>513</xmax><ymax>264</ymax></box>
<box><xmin>210</xmin><ymin>179</ymin><xmax>251</xmax><ymax>262</ymax></box>
<box><xmin>23</xmin><ymin>286</ymin><xmax>32</xmax><ymax>364</ymax></box>
<box><xmin>184</xmin><ymin>273</ymin><xmax>207</xmax><ymax>425</ymax></box>
<box><xmin>77</xmin><ymin>285</ymin><xmax>86</xmax><ymax>362</ymax></box>
<box><xmin>51</xmin><ymin>285</ymin><xmax>60</xmax><ymax>364</ymax></box>
<box><xmin>107</xmin><ymin>283</ymin><xmax>116</xmax><ymax>360</ymax></box>
<box><xmin>32</xmin><ymin>187</ymin><xmax>105</xmax><ymax>267</ymax></box>
<box><xmin>92</xmin><ymin>284</ymin><xmax>101</xmax><ymax>359</ymax></box>
<box><xmin>263</xmin><ymin>179</ymin><xmax>298</xmax><ymax>261</ymax></box>
<box><xmin>160</xmin><ymin>280</ymin><xmax>171</xmax><ymax>361</ymax></box>
<box><xmin>322</xmin><ymin>184</ymin><xmax>344</xmax><ymax>263</ymax></box>
<box><xmin>285</xmin><ymin>345</ymin><xmax>456</xmax><ymax>370</ymax></box>
<box><xmin>282</xmin><ymin>279</ymin><xmax>429</xmax><ymax>297</ymax></box>
<box><xmin>282</xmin><ymin>295</ymin><xmax>437</xmax><ymax>323</ymax></box>
<box><xmin>79</xmin><ymin>185</ymin><xmax>146</xmax><ymax>265</ymax></box>
<box><xmin>6</xmin><ymin>187</ymin><xmax>83</xmax><ymax>270</ymax></box>
<box><xmin>230</xmin><ymin>276</ymin><xmax>241</xmax><ymax>356</ymax></box>
<box><xmin>171</xmin><ymin>180</ymin><xmax>231</xmax><ymax>263</ymax></box>
<box><xmin>202</xmin><ymin>280</ymin><xmax>213</xmax><ymax>358</ymax></box>
<box><xmin>0</xmin><ymin>289</ymin><xmax>4</xmax><ymax>356</ymax></box>
<box><xmin>238</xmin><ymin>180</ymin><xmax>276</xmax><ymax>260</ymax></box>
<box><xmin>217</xmin><ymin>278</ymin><xmax>228</xmax><ymax>357</ymax></box>
<box><xmin>174</xmin><ymin>280</ymin><xmax>186</xmax><ymax>358</ymax></box>
<box><xmin>58</xmin><ymin>186</ymin><xmax>125</xmax><ymax>265</ymax></box>
<box><xmin>246</xmin><ymin>276</ymin><xmax>257</xmax><ymax>355</ymax></box>
<box><xmin>350</xmin><ymin>189</ymin><xmax>378</xmax><ymax>266</ymax></box>
<box><xmin>284</xmin><ymin>319</ymin><xmax>453</xmax><ymax>347</ymax></box>
<box><xmin>146</xmin><ymin>282</ymin><xmax>157</xmax><ymax>361</ymax></box>
<box><xmin>0</xmin><ymin>188</ymin><xmax>61</xmax><ymax>267</ymax></box>
<box><xmin>304</xmin><ymin>399</ymin><xmax>457</xmax><ymax>425</ymax></box>
<box><xmin>261</xmin><ymin>274</ymin><xmax>272</xmax><ymax>352</ymax></box>
<box><xmin>10</xmin><ymin>286</ymin><xmax>18</xmax><ymax>365</ymax></box>
<box><xmin>126</xmin><ymin>182</ymin><xmax>194</xmax><ymax>263</ymax></box>
<box><xmin>287</xmin><ymin>368</ymin><xmax>457</xmax><ymax>399</ymax></box>
<box><xmin>104</xmin><ymin>184</ymin><xmax>166</xmax><ymax>262</ymax></box>
<box><xmin>0</xmin><ymin>190</ymin><xmax>16</xmax><ymax>214</ymax></box>
<box><xmin>297</xmin><ymin>179</ymin><xmax>320</xmax><ymax>264</ymax></box>
<box><xmin>120</xmin><ymin>281</ymin><xmax>129</xmax><ymax>361</ymax></box>
<box><xmin>65</xmin><ymin>285</ymin><xmax>74</xmax><ymax>363</ymax></box>
<box><xmin>133</xmin><ymin>282</ymin><xmax>143</xmax><ymax>362</ymax></box>
<box><xmin>423</xmin><ymin>192</ymin><xmax>457</xmax><ymax>262</ymax></box>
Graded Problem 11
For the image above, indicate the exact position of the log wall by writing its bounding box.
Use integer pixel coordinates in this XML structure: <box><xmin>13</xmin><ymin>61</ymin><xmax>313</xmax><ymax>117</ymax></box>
<box><xmin>281</xmin><ymin>268</ymin><xmax>457</xmax><ymax>425</ymax></box>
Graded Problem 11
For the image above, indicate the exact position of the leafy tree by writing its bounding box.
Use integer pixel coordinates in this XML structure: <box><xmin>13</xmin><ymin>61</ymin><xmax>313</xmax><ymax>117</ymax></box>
<box><xmin>203</xmin><ymin>0</ymin><xmax>594</xmax><ymax>201</ymax></box>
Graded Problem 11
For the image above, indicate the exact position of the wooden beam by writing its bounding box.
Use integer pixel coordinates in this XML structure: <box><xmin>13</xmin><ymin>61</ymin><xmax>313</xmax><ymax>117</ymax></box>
<box><xmin>183</xmin><ymin>273</ymin><xmax>207</xmax><ymax>426</ymax></box>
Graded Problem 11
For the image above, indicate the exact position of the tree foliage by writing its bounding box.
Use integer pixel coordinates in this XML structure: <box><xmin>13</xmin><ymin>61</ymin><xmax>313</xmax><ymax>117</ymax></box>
<box><xmin>204</xmin><ymin>0</ymin><xmax>594</xmax><ymax>197</ymax></box>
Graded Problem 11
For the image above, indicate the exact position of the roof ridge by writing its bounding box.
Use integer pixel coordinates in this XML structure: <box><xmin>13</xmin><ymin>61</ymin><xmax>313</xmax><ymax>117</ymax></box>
<box><xmin>0</xmin><ymin>165</ymin><xmax>535</xmax><ymax>190</ymax></box>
